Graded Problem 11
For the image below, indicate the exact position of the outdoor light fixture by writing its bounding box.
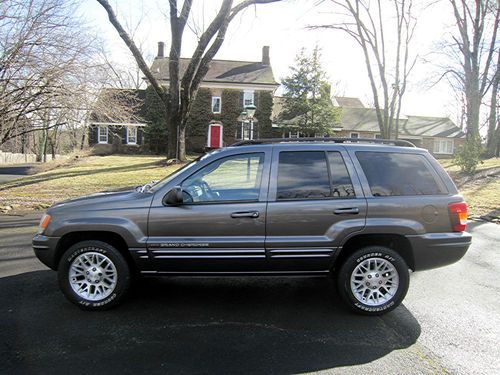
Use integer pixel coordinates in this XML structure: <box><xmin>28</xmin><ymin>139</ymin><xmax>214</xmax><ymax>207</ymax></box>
<box><xmin>245</xmin><ymin>105</ymin><xmax>256</xmax><ymax>119</ymax></box>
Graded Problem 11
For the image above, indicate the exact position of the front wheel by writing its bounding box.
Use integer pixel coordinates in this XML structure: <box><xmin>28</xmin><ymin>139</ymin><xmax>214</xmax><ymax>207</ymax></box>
<box><xmin>337</xmin><ymin>246</ymin><xmax>409</xmax><ymax>316</ymax></box>
<box><xmin>58</xmin><ymin>240</ymin><xmax>131</xmax><ymax>311</ymax></box>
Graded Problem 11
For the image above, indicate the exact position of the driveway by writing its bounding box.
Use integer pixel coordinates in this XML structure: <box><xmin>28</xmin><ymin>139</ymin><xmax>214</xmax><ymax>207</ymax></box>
<box><xmin>0</xmin><ymin>218</ymin><xmax>498</xmax><ymax>374</ymax></box>
<box><xmin>0</xmin><ymin>164</ymin><xmax>36</xmax><ymax>183</ymax></box>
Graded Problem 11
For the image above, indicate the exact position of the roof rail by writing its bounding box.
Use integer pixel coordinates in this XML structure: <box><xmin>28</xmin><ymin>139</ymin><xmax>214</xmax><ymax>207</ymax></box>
<box><xmin>231</xmin><ymin>137</ymin><xmax>416</xmax><ymax>147</ymax></box>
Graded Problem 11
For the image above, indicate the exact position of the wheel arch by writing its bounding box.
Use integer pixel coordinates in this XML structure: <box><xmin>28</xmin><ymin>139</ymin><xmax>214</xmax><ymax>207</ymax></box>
<box><xmin>54</xmin><ymin>231</ymin><xmax>137</xmax><ymax>273</ymax></box>
<box><xmin>334</xmin><ymin>233</ymin><xmax>415</xmax><ymax>271</ymax></box>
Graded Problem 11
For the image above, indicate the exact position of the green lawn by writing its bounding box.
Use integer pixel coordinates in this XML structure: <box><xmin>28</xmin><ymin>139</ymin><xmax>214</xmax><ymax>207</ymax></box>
<box><xmin>0</xmin><ymin>155</ymin><xmax>183</xmax><ymax>211</ymax></box>
<box><xmin>439</xmin><ymin>157</ymin><xmax>500</xmax><ymax>172</ymax></box>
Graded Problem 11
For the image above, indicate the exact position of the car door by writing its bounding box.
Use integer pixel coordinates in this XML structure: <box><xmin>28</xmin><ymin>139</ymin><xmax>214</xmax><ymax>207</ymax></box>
<box><xmin>265</xmin><ymin>145</ymin><xmax>367</xmax><ymax>272</ymax></box>
<box><xmin>147</xmin><ymin>150</ymin><xmax>271</xmax><ymax>273</ymax></box>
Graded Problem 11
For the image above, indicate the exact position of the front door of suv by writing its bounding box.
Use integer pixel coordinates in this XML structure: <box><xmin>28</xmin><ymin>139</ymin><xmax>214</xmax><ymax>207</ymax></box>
<box><xmin>147</xmin><ymin>150</ymin><xmax>271</xmax><ymax>273</ymax></box>
<box><xmin>266</xmin><ymin>145</ymin><xmax>367</xmax><ymax>272</ymax></box>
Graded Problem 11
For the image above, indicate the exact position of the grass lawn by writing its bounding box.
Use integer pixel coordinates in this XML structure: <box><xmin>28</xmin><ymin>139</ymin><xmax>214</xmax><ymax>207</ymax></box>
<box><xmin>439</xmin><ymin>157</ymin><xmax>500</xmax><ymax>172</ymax></box>
<box><xmin>438</xmin><ymin>158</ymin><xmax>499</xmax><ymax>218</ymax></box>
<box><xmin>0</xmin><ymin>155</ymin><xmax>184</xmax><ymax>211</ymax></box>
<box><xmin>0</xmin><ymin>154</ymin><xmax>498</xmax><ymax>218</ymax></box>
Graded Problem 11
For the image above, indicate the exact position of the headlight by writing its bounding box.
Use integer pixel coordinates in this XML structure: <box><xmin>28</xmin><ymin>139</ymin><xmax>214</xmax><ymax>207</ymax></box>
<box><xmin>38</xmin><ymin>214</ymin><xmax>52</xmax><ymax>234</ymax></box>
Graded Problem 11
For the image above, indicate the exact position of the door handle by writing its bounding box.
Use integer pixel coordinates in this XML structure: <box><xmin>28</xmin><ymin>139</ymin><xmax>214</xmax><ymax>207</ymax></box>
<box><xmin>334</xmin><ymin>207</ymin><xmax>359</xmax><ymax>215</ymax></box>
<box><xmin>231</xmin><ymin>211</ymin><xmax>260</xmax><ymax>218</ymax></box>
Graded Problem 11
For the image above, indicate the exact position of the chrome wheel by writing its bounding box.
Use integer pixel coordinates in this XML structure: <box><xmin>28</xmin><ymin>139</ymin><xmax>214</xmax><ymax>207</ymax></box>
<box><xmin>350</xmin><ymin>257</ymin><xmax>400</xmax><ymax>307</ymax></box>
<box><xmin>69</xmin><ymin>251</ymin><xmax>118</xmax><ymax>301</ymax></box>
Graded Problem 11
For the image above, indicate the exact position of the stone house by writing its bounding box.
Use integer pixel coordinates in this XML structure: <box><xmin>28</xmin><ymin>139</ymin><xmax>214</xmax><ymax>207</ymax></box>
<box><xmin>89</xmin><ymin>44</ymin><xmax>279</xmax><ymax>153</ymax></box>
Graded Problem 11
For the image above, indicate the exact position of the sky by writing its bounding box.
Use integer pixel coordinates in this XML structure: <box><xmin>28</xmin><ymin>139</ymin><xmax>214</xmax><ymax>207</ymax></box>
<box><xmin>80</xmin><ymin>0</ymin><xmax>462</xmax><ymax>122</ymax></box>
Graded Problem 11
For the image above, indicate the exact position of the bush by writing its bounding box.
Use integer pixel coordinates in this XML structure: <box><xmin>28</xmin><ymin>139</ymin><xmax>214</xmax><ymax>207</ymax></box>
<box><xmin>454</xmin><ymin>136</ymin><xmax>483</xmax><ymax>174</ymax></box>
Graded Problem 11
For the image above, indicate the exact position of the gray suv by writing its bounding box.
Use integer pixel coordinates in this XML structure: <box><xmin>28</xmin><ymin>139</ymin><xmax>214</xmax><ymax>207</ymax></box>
<box><xmin>33</xmin><ymin>138</ymin><xmax>472</xmax><ymax>315</ymax></box>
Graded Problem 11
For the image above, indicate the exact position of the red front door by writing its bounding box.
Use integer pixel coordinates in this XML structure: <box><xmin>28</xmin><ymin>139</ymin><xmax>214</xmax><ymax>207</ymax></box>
<box><xmin>209</xmin><ymin>124</ymin><xmax>222</xmax><ymax>148</ymax></box>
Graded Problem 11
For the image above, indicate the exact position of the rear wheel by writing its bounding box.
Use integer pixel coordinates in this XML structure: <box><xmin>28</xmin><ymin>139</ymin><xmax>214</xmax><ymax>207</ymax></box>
<box><xmin>58</xmin><ymin>240</ymin><xmax>131</xmax><ymax>310</ymax></box>
<box><xmin>337</xmin><ymin>246</ymin><xmax>409</xmax><ymax>315</ymax></box>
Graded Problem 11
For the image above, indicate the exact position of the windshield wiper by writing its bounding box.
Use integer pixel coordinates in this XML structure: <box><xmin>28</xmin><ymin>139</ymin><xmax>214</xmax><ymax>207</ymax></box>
<box><xmin>135</xmin><ymin>181</ymin><xmax>157</xmax><ymax>193</ymax></box>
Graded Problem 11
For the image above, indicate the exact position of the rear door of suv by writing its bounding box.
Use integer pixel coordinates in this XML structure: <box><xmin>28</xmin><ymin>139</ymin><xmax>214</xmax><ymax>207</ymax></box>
<box><xmin>265</xmin><ymin>144</ymin><xmax>367</xmax><ymax>272</ymax></box>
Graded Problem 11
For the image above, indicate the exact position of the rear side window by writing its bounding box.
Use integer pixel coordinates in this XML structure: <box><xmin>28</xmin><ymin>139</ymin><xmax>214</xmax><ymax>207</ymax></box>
<box><xmin>328</xmin><ymin>152</ymin><xmax>355</xmax><ymax>198</ymax></box>
<box><xmin>277</xmin><ymin>151</ymin><xmax>355</xmax><ymax>200</ymax></box>
<box><xmin>356</xmin><ymin>151</ymin><xmax>446</xmax><ymax>196</ymax></box>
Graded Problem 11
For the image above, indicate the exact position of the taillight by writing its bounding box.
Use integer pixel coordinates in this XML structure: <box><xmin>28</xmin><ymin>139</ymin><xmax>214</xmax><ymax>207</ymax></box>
<box><xmin>448</xmin><ymin>202</ymin><xmax>468</xmax><ymax>232</ymax></box>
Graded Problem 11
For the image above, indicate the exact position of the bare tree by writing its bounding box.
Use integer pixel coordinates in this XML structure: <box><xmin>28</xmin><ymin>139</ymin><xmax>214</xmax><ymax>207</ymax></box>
<box><xmin>444</xmin><ymin>0</ymin><xmax>499</xmax><ymax>140</ymax></box>
<box><xmin>311</xmin><ymin>0</ymin><xmax>417</xmax><ymax>139</ymax></box>
<box><xmin>0</xmin><ymin>0</ymin><xmax>95</xmax><ymax>147</ymax></box>
<box><xmin>97</xmin><ymin>0</ymin><xmax>282</xmax><ymax>161</ymax></box>
<box><xmin>486</xmin><ymin>48</ymin><xmax>499</xmax><ymax>155</ymax></box>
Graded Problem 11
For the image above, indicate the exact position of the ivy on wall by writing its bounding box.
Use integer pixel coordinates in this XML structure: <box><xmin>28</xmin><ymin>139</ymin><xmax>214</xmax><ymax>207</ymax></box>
<box><xmin>255</xmin><ymin>91</ymin><xmax>274</xmax><ymax>138</ymax></box>
<box><xmin>144</xmin><ymin>86</ymin><xmax>168</xmax><ymax>154</ymax></box>
<box><xmin>145</xmin><ymin>86</ymin><xmax>275</xmax><ymax>152</ymax></box>
<box><xmin>186</xmin><ymin>88</ymin><xmax>212</xmax><ymax>136</ymax></box>
<box><xmin>220</xmin><ymin>89</ymin><xmax>242</xmax><ymax>141</ymax></box>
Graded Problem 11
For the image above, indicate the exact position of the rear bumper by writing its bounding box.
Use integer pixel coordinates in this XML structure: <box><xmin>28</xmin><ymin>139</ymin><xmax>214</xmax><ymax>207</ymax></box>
<box><xmin>406</xmin><ymin>232</ymin><xmax>472</xmax><ymax>271</ymax></box>
<box><xmin>32</xmin><ymin>234</ymin><xmax>60</xmax><ymax>270</ymax></box>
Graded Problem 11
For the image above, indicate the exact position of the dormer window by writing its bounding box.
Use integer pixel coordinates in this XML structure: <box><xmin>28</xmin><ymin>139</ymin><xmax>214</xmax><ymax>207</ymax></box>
<box><xmin>212</xmin><ymin>96</ymin><xmax>221</xmax><ymax>113</ymax></box>
<box><xmin>243</xmin><ymin>90</ymin><xmax>254</xmax><ymax>107</ymax></box>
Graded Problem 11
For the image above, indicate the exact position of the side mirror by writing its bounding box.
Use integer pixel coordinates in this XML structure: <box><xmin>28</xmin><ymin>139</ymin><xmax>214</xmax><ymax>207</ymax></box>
<box><xmin>163</xmin><ymin>186</ymin><xmax>183</xmax><ymax>206</ymax></box>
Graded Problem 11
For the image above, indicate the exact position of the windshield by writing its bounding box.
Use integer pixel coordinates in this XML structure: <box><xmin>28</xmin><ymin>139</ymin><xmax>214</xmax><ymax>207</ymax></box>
<box><xmin>148</xmin><ymin>150</ymin><xmax>222</xmax><ymax>192</ymax></box>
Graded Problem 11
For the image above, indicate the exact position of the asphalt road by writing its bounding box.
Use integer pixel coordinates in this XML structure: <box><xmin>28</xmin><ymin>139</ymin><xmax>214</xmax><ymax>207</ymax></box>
<box><xmin>0</xmin><ymin>218</ymin><xmax>499</xmax><ymax>374</ymax></box>
<box><xmin>0</xmin><ymin>164</ymin><xmax>35</xmax><ymax>183</ymax></box>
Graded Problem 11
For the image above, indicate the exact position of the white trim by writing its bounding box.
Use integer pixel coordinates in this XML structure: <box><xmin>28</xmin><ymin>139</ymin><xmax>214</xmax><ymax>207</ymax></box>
<box><xmin>126</xmin><ymin>126</ymin><xmax>137</xmax><ymax>145</ymax></box>
<box><xmin>433</xmin><ymin>138</ymin><xmax>454</xmax><ymax>154</ymax></box>
<box><xmin>207</xmin><ymin>123</ymin><xmax>224</xmax><ymax>148</ymax></box>
<box><xmin>211</xmin><ymin>96</ymin><xmax>221</xmax><ymax>114</ymax></box>
<box><xmin>98</xmin><ymin>126</ymin><xmax>108</xmax><ymax>144</ymax></box>
<box><xmin>158</xmin><ymin>80</ymin><xmax>278</xmax><ymax>91</ymax></box>
<box><xmin>399</xmin><ymin>135</ymin><xmax>423</xmax><ymax>140</ymax></box>
<box><xmin>91</xmin><ymin>122</ymin><xmax>147</xmax><ymax>127</ymax></box>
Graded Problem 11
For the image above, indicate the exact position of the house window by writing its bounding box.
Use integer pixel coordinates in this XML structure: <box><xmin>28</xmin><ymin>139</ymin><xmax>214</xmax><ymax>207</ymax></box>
<box><xmin>236</xmin><ymin>122</ymin><xmax>255</xmax><ymax>140</ymax></box>
<box><xmin>434</xmin><ymin>139</ymin><xmax>453</xmax><ymax>154</ymax></box>
<box><xmin>374</xmin><ymin>134</ymin><xmax>382</xmax><ymax>139</ymax></box>
<box><xmin>243</xmin><ymin>90</ymin><xmax>254</xmax><ymax>107</ymax></box>
<box><xmin>211</xmin><ymin>96</ymin><xmax>221</xmax><ymax>113</ymax></box>
<box><xmin>350</xmin><ymin>132</ymin><xmax>359</xmax><ymax>139</ymax></box>
<box><xmin>98</xmin><ymin>126</ymin><xmax>108</xmax><ymax>144</ymax></box>
<box><xmin>127</xmin><ymin>127</ymin><xmax>137</xmax><ymax>144</ymax></box>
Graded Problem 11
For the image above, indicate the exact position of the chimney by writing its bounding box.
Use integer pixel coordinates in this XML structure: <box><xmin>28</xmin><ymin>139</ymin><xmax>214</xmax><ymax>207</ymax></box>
<box><xmin>157</xmin><ymin>41</ymin><xmax>165</xmax><ymax>58</ymax></box>
<box><xmin>262</xmin><ymin>46</ymin><xmax>270</xmax><ymax>66</ymax></box>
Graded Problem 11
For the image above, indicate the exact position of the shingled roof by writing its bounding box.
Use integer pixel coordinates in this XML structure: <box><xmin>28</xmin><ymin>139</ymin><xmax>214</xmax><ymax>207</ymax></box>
<box><xmin>150</xmin><ymin>46</ymin><xmax>278</xmax><ymax>87</ymax></box>
<box><xmin>336</xmin><ymin>107</ymin><xmax>465</xmax><ymax>138</ymax></box>
<box><xmin>272</xmin><ymin>97</ymin><xmax>465</xmax><ymax>139</ymax></box>
<box><xmin>334</xmin><ymin>96</ymin><xmax>365</xmax><ymax>108</ymax></box>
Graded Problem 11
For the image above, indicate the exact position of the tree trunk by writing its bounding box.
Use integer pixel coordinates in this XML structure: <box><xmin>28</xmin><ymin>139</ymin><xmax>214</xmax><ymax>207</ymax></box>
<box><xmin>486</xmin><ymin>52</ymin><xmax>499</xmax><ymax>155</ymax></box>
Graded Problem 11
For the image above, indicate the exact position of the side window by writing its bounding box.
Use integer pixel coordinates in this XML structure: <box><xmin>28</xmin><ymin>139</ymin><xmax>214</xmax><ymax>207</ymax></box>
<box><xmin>327</xmin><ymin>152</ymin><xmax>355</xmax><ymax>198</ymax></box>
<box><xmin>356</xmin><ymin>151</ymin><xmax>446</xmax><ymax>196</ymax></box>
<box><xmin>277</xmin><ymin>151</ymin><xmax>330</xmax><ymax>200</ymax></box>
<box><xmin>181</xmin><ymin>153</ymin><xmax>264</xmax><ymax>203</ymax></box>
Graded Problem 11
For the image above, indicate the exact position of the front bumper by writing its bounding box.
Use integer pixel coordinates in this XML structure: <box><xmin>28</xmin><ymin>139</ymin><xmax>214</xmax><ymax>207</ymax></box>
<box><xmin>406</xmin><ymin>231</ymin><xmax>472</xmax><ymax>271</ymax></box>
<box><xmin>32</xmin><ymin>234</ymin><xmax>60</xmax><ymax>270</ymax></box>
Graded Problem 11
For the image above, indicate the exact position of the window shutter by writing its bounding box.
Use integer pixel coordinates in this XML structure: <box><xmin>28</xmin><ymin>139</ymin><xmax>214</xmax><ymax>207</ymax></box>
<box><xmin>240</xmin><ymin>91</ymin><xmax>244</xmax><ymax>108</ymax></box>
<box><xmin>137</xmin><ymin>128</ymin><xmax>143</xmax><ymax>144</ymax></box>
<box><xmin>89</xmin><ymin>126</ymin><xmax>97</xmax><ymax>145</ymax></box>
<box><xmin>254</xmin><ymin>91</ymin><xmax>259</xmax><ymax>108</ymax></box>
<box><xmin>106</xmin><ymin>126</ymin><xmax>112</xmax><ymax>144</ymax></box>
<box><xmin>122</xmin><ymin>127</ymin><xmax>127</xmax><ymax>144</ymax></box>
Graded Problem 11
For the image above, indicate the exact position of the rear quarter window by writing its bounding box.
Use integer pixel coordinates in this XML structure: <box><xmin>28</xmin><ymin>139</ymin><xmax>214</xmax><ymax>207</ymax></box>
<box><xmin>356</xmin><ymin>151</ymin><xmax>446</xmax><ymax>196</ymax></box>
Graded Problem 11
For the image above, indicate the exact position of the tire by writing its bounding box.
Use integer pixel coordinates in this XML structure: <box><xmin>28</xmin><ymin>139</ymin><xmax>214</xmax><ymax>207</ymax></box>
<box><xmin>58</xmin><ymin>240</ymin><xmax>131</xmax><ymax>311</ymax></box>
<box><xmin>337</xmin><ymin>246</ymin><xmax>409</xmax><ymax>316</ymax></box>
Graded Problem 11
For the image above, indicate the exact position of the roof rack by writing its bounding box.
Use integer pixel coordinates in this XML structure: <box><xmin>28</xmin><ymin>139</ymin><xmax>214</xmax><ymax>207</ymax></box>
<box><xmin>231</xmin><ymin>137</ymin><xmax>416</xmax><ymax>147</ymax></box>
